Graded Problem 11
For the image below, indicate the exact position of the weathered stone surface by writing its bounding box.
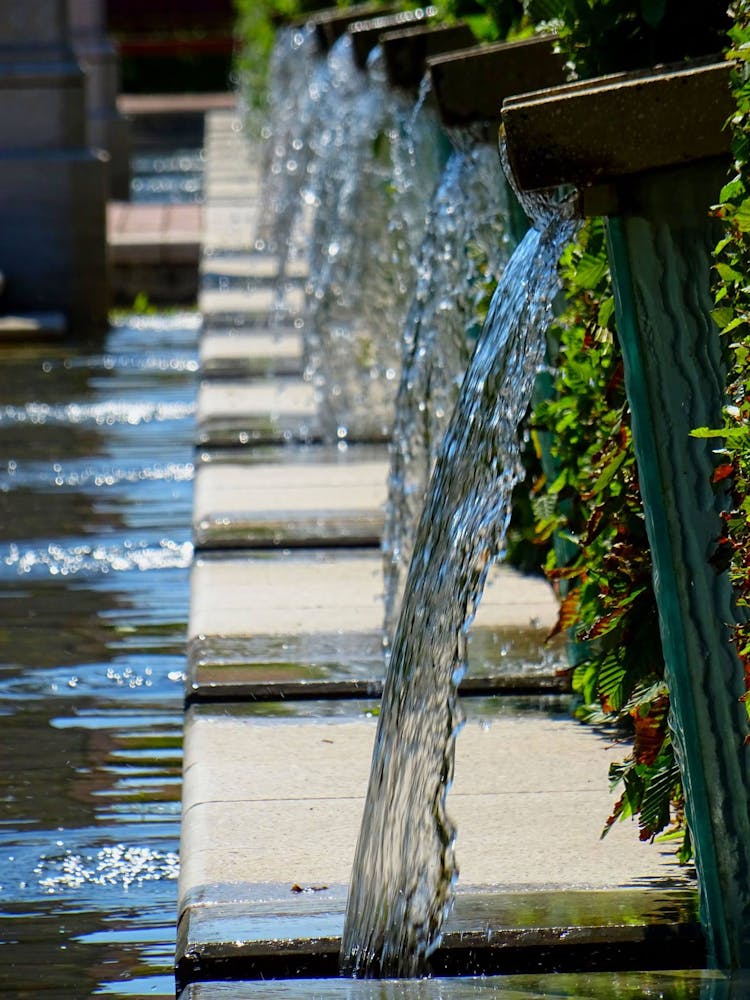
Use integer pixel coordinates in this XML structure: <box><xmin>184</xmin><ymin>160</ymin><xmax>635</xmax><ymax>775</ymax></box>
<box><xmin>193</xmin><ymin>458</ymin><xmax>388</xmax><ymax>548</ymax></box>
<box><xmin>501</xmin><ymin>61</ymin><xmax>732</xmax><ymax>196</ymax></box>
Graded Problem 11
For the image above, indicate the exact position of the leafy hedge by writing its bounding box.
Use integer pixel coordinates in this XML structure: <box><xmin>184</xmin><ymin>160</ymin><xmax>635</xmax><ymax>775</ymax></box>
<box><xmin>695</xmin><ymin>7</ymin><xmax>750</xmax><ymax>687</ymax></box>
<box><xmin>524</xmin><ymin>1</ymin><xmax>733</xmax><ymax>857</ymax></box>
<box><xmin>529</xmin><ymin>220</ymin><xmax>687</xmax><ymax>850</ymax></box>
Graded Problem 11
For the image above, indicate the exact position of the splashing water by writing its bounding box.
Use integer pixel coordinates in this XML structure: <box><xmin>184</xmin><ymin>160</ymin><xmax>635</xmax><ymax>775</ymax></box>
<box><xmin>340</xmin><ymin>188</ymin><xmax>580</xmax><ymax>978</ymax></box>
<box><xmin>257</xmin><ymin>23</ymin><xmax>324</xmax><ymax>268</ymax></box>
<box><xmin>383</xmin><ymin>132</ymin><xmax>513</xmax><ymax>635</ymax></box>
<box><xmin>305</xmin><ymin>47</ymin><xmax>446</xmax><ymax>443</ymax></box>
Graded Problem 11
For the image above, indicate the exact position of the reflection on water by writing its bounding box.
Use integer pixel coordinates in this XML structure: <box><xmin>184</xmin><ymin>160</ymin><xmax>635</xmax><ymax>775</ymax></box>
<box><xmin>0</xmin><ymin>313</ymin><xmax>198</xmax><ymax>997</ymax></box>
<box><xmin>131</xmin><ymin>150</ymin><xmax>204</xmax><ymax>204</ymax></box>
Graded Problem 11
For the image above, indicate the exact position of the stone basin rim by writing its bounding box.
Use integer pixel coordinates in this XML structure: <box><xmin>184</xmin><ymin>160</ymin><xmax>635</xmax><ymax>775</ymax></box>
<box><xmin>426</xmin><ymin>34</ymin><xmax>566</xmax><ymax>130</ymax></box>
<box><xmin>501</xmin><ymin>57</ymin><xmax>731</xmax><ymax>198</ymax></box>
<box><xmin>501</xmin><ymin>53</ymin><xmax>728</xmax><ymax>112</ymax></box>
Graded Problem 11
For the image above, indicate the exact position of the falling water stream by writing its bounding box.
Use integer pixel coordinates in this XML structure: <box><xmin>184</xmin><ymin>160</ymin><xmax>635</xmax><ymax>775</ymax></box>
<box><xmin>383</xmin><ymin>132</ymin><xmax>512</xmax><ymax>634</ymax></box>
<box><xmin>259</xmin><ymin>28</ymin><xmax>451</xmax><ymax>445</ymax></box>
<box><xmin>341</xmin><ymin>186</ymin><xmax>580</xmax><ymax>977</ymax></box>
<box><xmin>257</xmin><ymin>21</ymin><xmax>323</xmax><ymax>265</ymax></box>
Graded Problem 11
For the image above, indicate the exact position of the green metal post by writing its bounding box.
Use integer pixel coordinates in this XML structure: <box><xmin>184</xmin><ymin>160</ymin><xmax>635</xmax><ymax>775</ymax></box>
<box><xmin>605</xmin><ymin>160</ymin><xmax>750</xmax><ymax>968</ymax></box>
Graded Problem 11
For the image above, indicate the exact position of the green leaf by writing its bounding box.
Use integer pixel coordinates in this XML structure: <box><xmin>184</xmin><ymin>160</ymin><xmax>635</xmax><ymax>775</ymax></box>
<box><xmin>720</xmin><ymin>177</ymin><xmax>746</xmax><ymax>203</ymax></box>
<box><xmin>575</xmin><ymin>252</ymin><xmax>609</xmax><ymax>290</ymax></box>
<box><xmin>597</xmin><ymin>654</ymin><xmax>627</xmax><ymax>711</ymax></box>
<box><xmin>690</xmin><ymin>426</ymin><xmax>725</xmax><ymax>439</ymax></box>
<box><xmin>590</xmin><ymin>449</ymin><xmax>627</xmax><ymax>493</ymax></box>
<box><xmin>640</xmin><ymin>0</ymin><xmax>666</xmax><ymax>29</ymax></box>
<box><xmin>639</xmin><ymin>755</ymin><xmax>680</xmax><ymax>838</ymax></box>
<box><xmin>597</xmin><ymin>296</ymin><xmax>615</xmax><ymax>328</ymax></box>
<box><xmin>715</xmin><ymin>262</ymin><xmax>746</xmax><ymax>284</ymax></box>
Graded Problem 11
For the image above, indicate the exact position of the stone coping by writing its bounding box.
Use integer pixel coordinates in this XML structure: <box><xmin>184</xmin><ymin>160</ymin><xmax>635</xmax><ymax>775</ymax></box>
<box><xmin>183</xmin><ymin>969</ymin><xmax>747</xmax><ymax>1000</ymax></box>
<box><xmin>198</xmin><ymin>285</ymin><xmax>305</xmax><ymax>319</ymax></box>
<box><xmin>427</xmin><ymin>35</ymin><xmax>565</xmax><ymax>129</ymax></box>
<box><xmin>501</xmin><ymin>59</ymin><xmax>732</xmax><ymax>195</ymax></box>
<box><xmin>186</xmin><ymin>622</ymin><xmax>569</xmax><ymax>706</ymax></box>
<box><xmin>178</xmin><ymin>889</ymin><xmax>702</xmax><ymax>986</ymax></box>
<box><xmin>349</xmin><ymin>7</ymin><xmax>437</xmax><ymax>69</ymax></box>
<box><xmin>380</xmin><ymin>22</ymin><xmax>476</xmax><ymax>92</ymax></box>
<box><xmin>177</xmin><ymin>703</ymin><xmax>696</xmax><ymax>986</ymax></box>
<box><xmin>199</xmin><ymin>329</ymin><xmax>303</xmax><ymax>379</ymax></box>
<box><xmin>188</xmin><ymin>549</ymin><xmax>559</xmax><ymax>641</ymax></box>
<box><xmin>310</xmin><ymin>4</ymin><xmax>398</xmax><ymax>50</ymax></box>
<box><xmin>196</xmin><ymin>378</ymin><xmax>319</xmax><ymax>448</ymax></box>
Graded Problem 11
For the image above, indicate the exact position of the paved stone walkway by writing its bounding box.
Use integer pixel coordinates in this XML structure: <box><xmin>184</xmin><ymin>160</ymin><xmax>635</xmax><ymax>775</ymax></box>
<box><xmin>177</xmin><ymin>102</ymin><xmax>697</xmax><ymax>995</ymax></box>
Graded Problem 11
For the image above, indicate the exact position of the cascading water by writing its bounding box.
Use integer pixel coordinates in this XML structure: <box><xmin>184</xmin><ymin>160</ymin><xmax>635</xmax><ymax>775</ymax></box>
<box><xmin>304</xmin><ymin>47</ymin><xmax>446</xmax><ymax>442</ymax></box>
<box><xmin>340</xmin><ymin>182</ymin><xmax>580</xmax><ymax>978</ymax></box>
<box><xmin>256</xmin><ymin>22</ymin><xmax>323</xmax><ymax>265</ymax></box>
<box><xmin>383</xmin><ymin>130</ymin><xmax>513</xmax><ymax>635</ymax></box>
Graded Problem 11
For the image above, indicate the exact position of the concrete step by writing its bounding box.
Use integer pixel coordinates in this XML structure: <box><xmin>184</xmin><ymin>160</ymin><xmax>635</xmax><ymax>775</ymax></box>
<box><xmin>199</xmin><ymin>327</ymin><xmax>304</xmax><ymax>379</ymax></box>
<box><xmin>177</xmin><ymin>701</ymin><xmax>696</xmax><ymax>988</ymax></box>
<box><xmin>186</xmin><ymin>547</ymin><xmax>566</xmax><ymax>703</ymax></box>
<box><xmin>193</xmin><ymin>456</ymin><xmax>388</xmax><ymax>549</ymax></box>
<box><xmin>197</xmin><ymin>376</ymin><xmax>319</xmax><ymax>447</ymax></box>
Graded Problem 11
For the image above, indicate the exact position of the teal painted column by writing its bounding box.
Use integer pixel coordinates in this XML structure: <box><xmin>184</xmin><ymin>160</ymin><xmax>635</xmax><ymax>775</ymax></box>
<box><xmin>605</xmin><ymin>159</ymin><xmax>750</xmax><ymax>968</ymax></box>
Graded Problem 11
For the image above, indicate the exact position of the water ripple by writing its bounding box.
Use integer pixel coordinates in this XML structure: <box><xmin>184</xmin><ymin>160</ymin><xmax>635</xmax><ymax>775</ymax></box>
<box><xmin>0</xmin><ymin>461</ymin><xmax>194</xmax><ymax>490</ymax></box>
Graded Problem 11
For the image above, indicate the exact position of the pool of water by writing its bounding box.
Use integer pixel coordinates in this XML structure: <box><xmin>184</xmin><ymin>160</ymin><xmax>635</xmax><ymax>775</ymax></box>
<box><xmin>0</xmin><ymin>313</ymin><xmax>199</xmax><ymax>996</ymax></box>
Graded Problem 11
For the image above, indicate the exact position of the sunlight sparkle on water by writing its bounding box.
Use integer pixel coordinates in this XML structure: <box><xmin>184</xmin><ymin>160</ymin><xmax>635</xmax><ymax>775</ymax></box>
<box><xmin>3</xmin><ymin>539</ymin><xmax>193</xmax><ymax>576</ymax></box>
<box><xmin>34</xmin><ymin>845</ymin><xmax>179</xmax><ymax>893</ymax></box>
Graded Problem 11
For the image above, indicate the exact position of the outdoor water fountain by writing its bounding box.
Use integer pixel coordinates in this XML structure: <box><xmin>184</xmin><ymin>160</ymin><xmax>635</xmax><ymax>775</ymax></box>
<box><xmin>342</xmin><ymin>30</ymin><xmax>750</xmax><ymax>983</ymax></box>
<box><xmin>306</xmin><ymin>23</ymin><xmax>453</xmax><ymax>443</ymax></box>
<box><xmin>175</xmin><ymin>11</ymin><xmax>750</xmax><ymax>997</ymax></box>
<box><xmin>256</xmin><ymin>9</ymin><xmax>484</xmax><ymax>455</ymax></box>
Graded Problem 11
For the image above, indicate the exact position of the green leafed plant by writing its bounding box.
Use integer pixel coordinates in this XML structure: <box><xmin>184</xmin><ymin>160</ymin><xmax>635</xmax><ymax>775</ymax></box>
<box><xmin>518</xmin><ymin>0</ymin><xmax>739</xmax><ymax>861</ymax></box>
<box><xmin>530</xmin><ymin>218</ymin><xmax>687</xmax><ymax>852</ymax></box>
<box><xmin>693</xmin><ymin>4</ymin><xmax>750</xmax><ymax>694</ymax></box>
<box><xmin>522</xmin><ymin>0</ymin><xmax>730</xmax><ymax>76</ymax></box>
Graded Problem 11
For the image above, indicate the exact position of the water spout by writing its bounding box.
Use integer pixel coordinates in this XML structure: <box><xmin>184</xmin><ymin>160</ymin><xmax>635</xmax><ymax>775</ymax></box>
<box><xmin>341</xmin><ymin>182</ymin><xmax>580</xmax><ymax>977</ymax></box>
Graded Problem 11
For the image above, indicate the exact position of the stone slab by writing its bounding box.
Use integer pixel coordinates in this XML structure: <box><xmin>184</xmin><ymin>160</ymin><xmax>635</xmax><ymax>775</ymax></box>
<box><xmin>196</xmin><ymin>378</ymin><xmax>319</xmax><ymax>447</ymax></box>
<box><xmin>177</xmin><ymin>704</ymin><xmax>695</xmax><ymax>985</ymax></box>
<box><xmin>179</xmin><ymin>705</ymin><xmax>690</xmax><ymax>898</ymax></box>
<box><xmin>188</xmin><ymin>550</ymin><xmax>558</xmax><ymax>641</ymax></box>
<box><xmin>199</xmin><ymin>329</ymin><xmax>304</xmax><ymax>378</ymax></box>
<box><xmin>199</xmin><ymin>285</ymin><xmax>306</xmax><ymax>318</ymax></box>
<box><xmin>193</xmin><ymin>458</ymin><xmax>388</xmax><ymax>548</ymax></box>
<box><xmin>201</xmin><ymin>253</ymin><xmax>308</xmax><ymax>282</ymax></box>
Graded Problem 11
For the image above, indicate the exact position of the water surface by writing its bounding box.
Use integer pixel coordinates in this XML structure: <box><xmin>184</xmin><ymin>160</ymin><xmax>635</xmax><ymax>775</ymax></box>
<box><xmin>0</xmin><ymin>313</ymin><xmax>197</xmax><ymax>997</ymax></box>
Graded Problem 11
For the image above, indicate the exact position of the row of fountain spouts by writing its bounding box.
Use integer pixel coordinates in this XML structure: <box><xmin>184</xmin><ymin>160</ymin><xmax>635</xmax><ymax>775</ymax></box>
<box><xmin>248</xmin><ymin>7</ymin><xmax>750</xmax><ymax>980</ymax></box>
<box><xmin>249</xmin><ymin>14</ymin><xmax>581</xmax><ymax>978</ymax></box>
